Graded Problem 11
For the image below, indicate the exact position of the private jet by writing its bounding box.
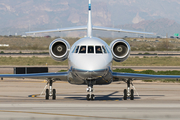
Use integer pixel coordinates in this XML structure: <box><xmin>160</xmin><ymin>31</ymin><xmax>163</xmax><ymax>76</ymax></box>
<box><xmin>1</xmin><ymin>0</ymin><xmax>180</xmax><ymax>101</ymax></box>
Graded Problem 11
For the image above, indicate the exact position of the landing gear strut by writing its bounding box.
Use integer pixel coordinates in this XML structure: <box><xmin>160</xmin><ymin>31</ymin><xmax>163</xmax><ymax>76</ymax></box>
<box><xmin>123</xmin><ymin>79</ymin><xmax>134</xmax><ymax>100</ymax></box>
<box><xmin>86</xmin><ymin>81</ymin><xmax>95</xmax><ymax>101</ymax></box>
<box><xmin>41</xmin><ymin>79</ymin><xmax>56</xmax><ymax>100</ymax></box>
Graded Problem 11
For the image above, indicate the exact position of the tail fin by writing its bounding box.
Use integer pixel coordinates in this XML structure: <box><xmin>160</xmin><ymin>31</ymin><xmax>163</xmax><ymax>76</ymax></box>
<box><xmin>87</xmin><ymin>0</ymin><xmax>92</xmax><ymax>38</ymax></box>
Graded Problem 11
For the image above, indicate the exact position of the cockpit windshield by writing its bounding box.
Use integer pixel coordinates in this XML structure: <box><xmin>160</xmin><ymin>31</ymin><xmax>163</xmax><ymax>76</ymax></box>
<box><xmin>96</xmin><ymin>46</ymin><xmax>102</xmax><ymax>54</ymax></box>
<box><xmin>74</xmin><ymin>46</ymin><xmax>79</xmax><ymax>53</ymax></box>
<box><xmin>75</xmin><ymin>45</ymin><xmax>108</xmax><ymax>54</ymax></box>
<box><xmin>102</xmin><ymin>46</ymin><xmax>107</xmax><ymax>54</ymax></box>
<box><xmin>79</xmin><ymin>46</ymin><xmax>86</xmax><ymax>53</ymax></box>
<box><xmin>88</xmin><ymin>46</ymin><xmax>94</xmax><ymax>53</ymax></box>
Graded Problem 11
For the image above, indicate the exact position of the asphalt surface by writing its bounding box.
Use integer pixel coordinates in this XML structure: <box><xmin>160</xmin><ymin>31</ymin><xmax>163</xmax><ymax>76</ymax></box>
<box><xmin>0</xmin><ymin>79</ymin><xmax>180</xmax><ymax>120</ymax></box>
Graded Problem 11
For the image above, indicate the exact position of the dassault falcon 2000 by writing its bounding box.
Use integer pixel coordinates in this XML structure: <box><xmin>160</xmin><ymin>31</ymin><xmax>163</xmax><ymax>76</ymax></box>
<box><xmin>1</xmin><ymin>0</ymin><xmax>180</xmax><ymax>101</ymax></box>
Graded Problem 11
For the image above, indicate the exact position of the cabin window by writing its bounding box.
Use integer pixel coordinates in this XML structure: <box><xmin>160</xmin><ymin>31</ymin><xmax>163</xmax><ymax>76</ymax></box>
<box><xmin>88</xmin><ymin>46</ymin><xmax>94</xmax><ymax>53</ymax></box>
<box><xmin>95</xmin><ymin>46</ymin><xmax>102</xmax><ymax>54</ymax></box>
<box><xmin>79</xmin><ymin>46</ymin><xmax>86</xmax><ymax>53</ymax></box>
<box><xmin>74</xmin><ymin>46</ymin><xmax>79</xmax><ymax>53</ymax></box>
<box><xmin>102</xmin><ymin>46</ymin><xmax>107</xmax><ymax>54</ymax></box>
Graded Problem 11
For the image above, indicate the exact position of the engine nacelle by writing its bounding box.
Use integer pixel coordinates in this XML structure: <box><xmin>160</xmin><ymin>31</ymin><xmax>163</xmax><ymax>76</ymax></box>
<box><xmin>110</xmin><ymin>39</ymin><xmax>131</xmax><ymax>62</ymax></box>
<box><xmin>49</xmin><ymin>38</ymin><xmax>70</xmax><ymax>61</ymax></box>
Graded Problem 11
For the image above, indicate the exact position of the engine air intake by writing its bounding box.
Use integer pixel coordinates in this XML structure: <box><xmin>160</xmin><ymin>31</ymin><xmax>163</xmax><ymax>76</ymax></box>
<box><xmin>52</xmin><ymin>42</ymin><xmax>67</xmax><ymax>56</ymax></box>
<box><xmin>49</xmin><ymin>38</ymin><xmax>70</xmax><ymax>61</ymax></box>
<box><xmin>110</xmin><ymin>39</ymin><xmax>131</xmax><ymax>62</ymax></box>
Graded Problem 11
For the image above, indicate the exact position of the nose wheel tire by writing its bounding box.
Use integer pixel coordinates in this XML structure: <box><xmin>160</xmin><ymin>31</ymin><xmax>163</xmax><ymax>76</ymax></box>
<box><xmin>86</xmin><ymin>94</ymin><xmax>95</xmax><ymax>101</ymax></box>
<box><xmin>87</xmin><ymin>94</ymin><xmax>90</xmax><ymax>101</ymax></box>
<box><xmin>91</xmin><ymin>94</ymin><xmax>95</xmax><ymax>100</ymax></box>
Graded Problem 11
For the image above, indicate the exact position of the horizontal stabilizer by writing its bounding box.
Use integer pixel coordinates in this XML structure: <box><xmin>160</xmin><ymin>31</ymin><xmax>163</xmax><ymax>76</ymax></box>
<box><xmin>93</xmin><ymin>26</ymin><xmax>155</xmax><ymax>35</ymax></box>
<box><xmin>26</xmin><ymin>26</ymin><xmax>87</xmax><ymax>34</ymax></box>
<box><xmin>26</xmin><ymin>26</ymin><xmax>154</xmax><ymax>35</ymax></box>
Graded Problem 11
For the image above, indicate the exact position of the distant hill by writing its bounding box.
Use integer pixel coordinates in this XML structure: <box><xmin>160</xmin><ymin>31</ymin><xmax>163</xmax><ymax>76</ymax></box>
<box><xmin>115</xmin><ymin>18</ymin><xmax>180</xmax><ymax>37</ymax></box>
<box><xmin>0</xmin><ymin>0</ymin><xmax>180</xmax><ymax>37</ymax></box>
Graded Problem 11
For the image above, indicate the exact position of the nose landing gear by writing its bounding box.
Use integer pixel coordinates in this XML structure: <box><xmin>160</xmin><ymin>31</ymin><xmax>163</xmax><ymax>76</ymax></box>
<box><xmin>86</xmin><ymin>80</ymin><xmax>95</xmax><ymax>101</ymax></box>
<box><xmin>86</xmin><ymin>86</ymin><xmax>95</xmax><ymax>100</ymax></box>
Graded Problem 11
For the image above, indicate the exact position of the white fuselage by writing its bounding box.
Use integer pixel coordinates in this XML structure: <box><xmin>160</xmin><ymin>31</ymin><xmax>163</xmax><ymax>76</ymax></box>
<box><xmin>68</xmin><ymin>37</ymin><xmax>113</xmax><ymax>85</ymax></box>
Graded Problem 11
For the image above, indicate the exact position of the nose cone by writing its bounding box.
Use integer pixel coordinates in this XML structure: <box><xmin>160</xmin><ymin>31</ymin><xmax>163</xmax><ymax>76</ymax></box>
<box><xmin>73</xmin><ymin>68</ymin><xmax>108</xmax><ymax>80</ymax></box>
<box><xmin>70</xmin><ymin>55</ymin><xmax>111</xmax><ymax>79</ymax></box>
<box><xmin>72</xmin><ymin>55</ymin><xmax>108</xmax><ymax>71</ymax></box>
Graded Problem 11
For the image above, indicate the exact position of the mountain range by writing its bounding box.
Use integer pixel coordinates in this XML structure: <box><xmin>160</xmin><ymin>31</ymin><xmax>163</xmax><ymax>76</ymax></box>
<box><xmin>0</xmin><ymin>0</ymin><xmax>180</xmax><ymax>37</ymax></box>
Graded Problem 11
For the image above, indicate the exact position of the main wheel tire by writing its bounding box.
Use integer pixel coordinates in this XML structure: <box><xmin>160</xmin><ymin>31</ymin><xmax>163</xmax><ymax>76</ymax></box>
<box><xmin>86</xmin><ymin>94</ymin><xmax>90</xmax><ymax>101</ymax></box>
<box><xmin>130</xmin><ymin>89</ymin><xmax>134</xmax><ymax>100</ymax></box>
<box><xmin>52</xmin><ymin>89</ymin><xmax>56</xmax><ymax>100</ymax></box>
<box><xmin>123</xmin><ymin>89</ymin><xmax>127</xmax><ymax>100</ymax></box>
<box><xmin>91</xmin><ymin>94</ymin><xmax>95</xmax><ymax>100</ymax></box>
<box><xmin>45</xmin><ymin>89</ymin><xmax>49</xmax><ymax>100</ymax></box>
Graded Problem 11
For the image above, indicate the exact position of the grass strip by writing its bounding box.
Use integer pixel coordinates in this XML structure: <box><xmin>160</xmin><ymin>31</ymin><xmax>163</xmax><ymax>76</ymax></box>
<box><xmin>0</xmin><ymin>56</ymin><xmax>180</xmax><ymax>66</ymax></box>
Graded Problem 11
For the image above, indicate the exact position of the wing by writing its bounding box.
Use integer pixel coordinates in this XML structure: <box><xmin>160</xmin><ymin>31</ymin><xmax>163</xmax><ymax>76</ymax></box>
<box><xmin>26</xmin><ymin>26</ymin><xmax>87</xmax><ymax>34</ymax></box>
<box><xmin>93</xmin><ymin>26</ymin><xmax>154</xmax><ymax>35</ymax></box>
<box><xmin>0</xmin><ymin>72</ymin><xmax>68</xmax><ymax>81</ymax></box>
<box><xmin>112</xmin><ymin>72</ymin><xmax>180</xmax><ymax>81</ymax></box>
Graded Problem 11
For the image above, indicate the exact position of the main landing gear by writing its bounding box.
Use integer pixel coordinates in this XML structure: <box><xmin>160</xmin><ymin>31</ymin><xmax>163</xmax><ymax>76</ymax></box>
<box><xmin>41</xmin><ymin>79</ymin><xmax>56</xmax><ymax>100</ymax></box>
<box><xmin>123</xmin><ymin>79</ymin><xmax>137</xmax><ymax>100</ymax></box>
<box><xmin>86</xmin><ymin>81</ymin><xmax>95</xmax><ymax>101</ymax></box>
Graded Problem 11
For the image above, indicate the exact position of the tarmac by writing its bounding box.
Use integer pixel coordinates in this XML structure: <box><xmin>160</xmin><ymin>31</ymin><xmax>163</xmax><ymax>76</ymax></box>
<box><xmin>0</xmin><ymin>79</ymin><xmax>180</xmax><ymax>120</ymax></box>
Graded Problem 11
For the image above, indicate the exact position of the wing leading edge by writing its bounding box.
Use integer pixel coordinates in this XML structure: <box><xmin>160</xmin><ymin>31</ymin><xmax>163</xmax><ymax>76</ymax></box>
<box><xmin>0</xmin><ymin>72</ymin><xmax>68</xmax><ymax>81</ymax></box>
<box><xmin>113</xmin><ymin>72</ymin><xmax>180</xmax><ymax>81</ymax></box>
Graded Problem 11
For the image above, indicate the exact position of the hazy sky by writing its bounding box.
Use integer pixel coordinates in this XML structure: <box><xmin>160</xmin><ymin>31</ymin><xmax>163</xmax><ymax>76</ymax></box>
<box><xmin>0</xmin><ymin>0</ymin><xmax>180</xmax><ymax>36</ymax></box>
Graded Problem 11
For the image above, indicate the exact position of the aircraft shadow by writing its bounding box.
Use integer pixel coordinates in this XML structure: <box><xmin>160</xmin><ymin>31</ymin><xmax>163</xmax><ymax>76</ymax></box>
<box><xmin>27</xmin><ymin>92</ymin><xmax>165</xmax><ymax>101</ymax></box>
<box><xmin>56</xmin><ymin>91</ymin><xmax>165</xmax><ymax>101</ymax></box>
